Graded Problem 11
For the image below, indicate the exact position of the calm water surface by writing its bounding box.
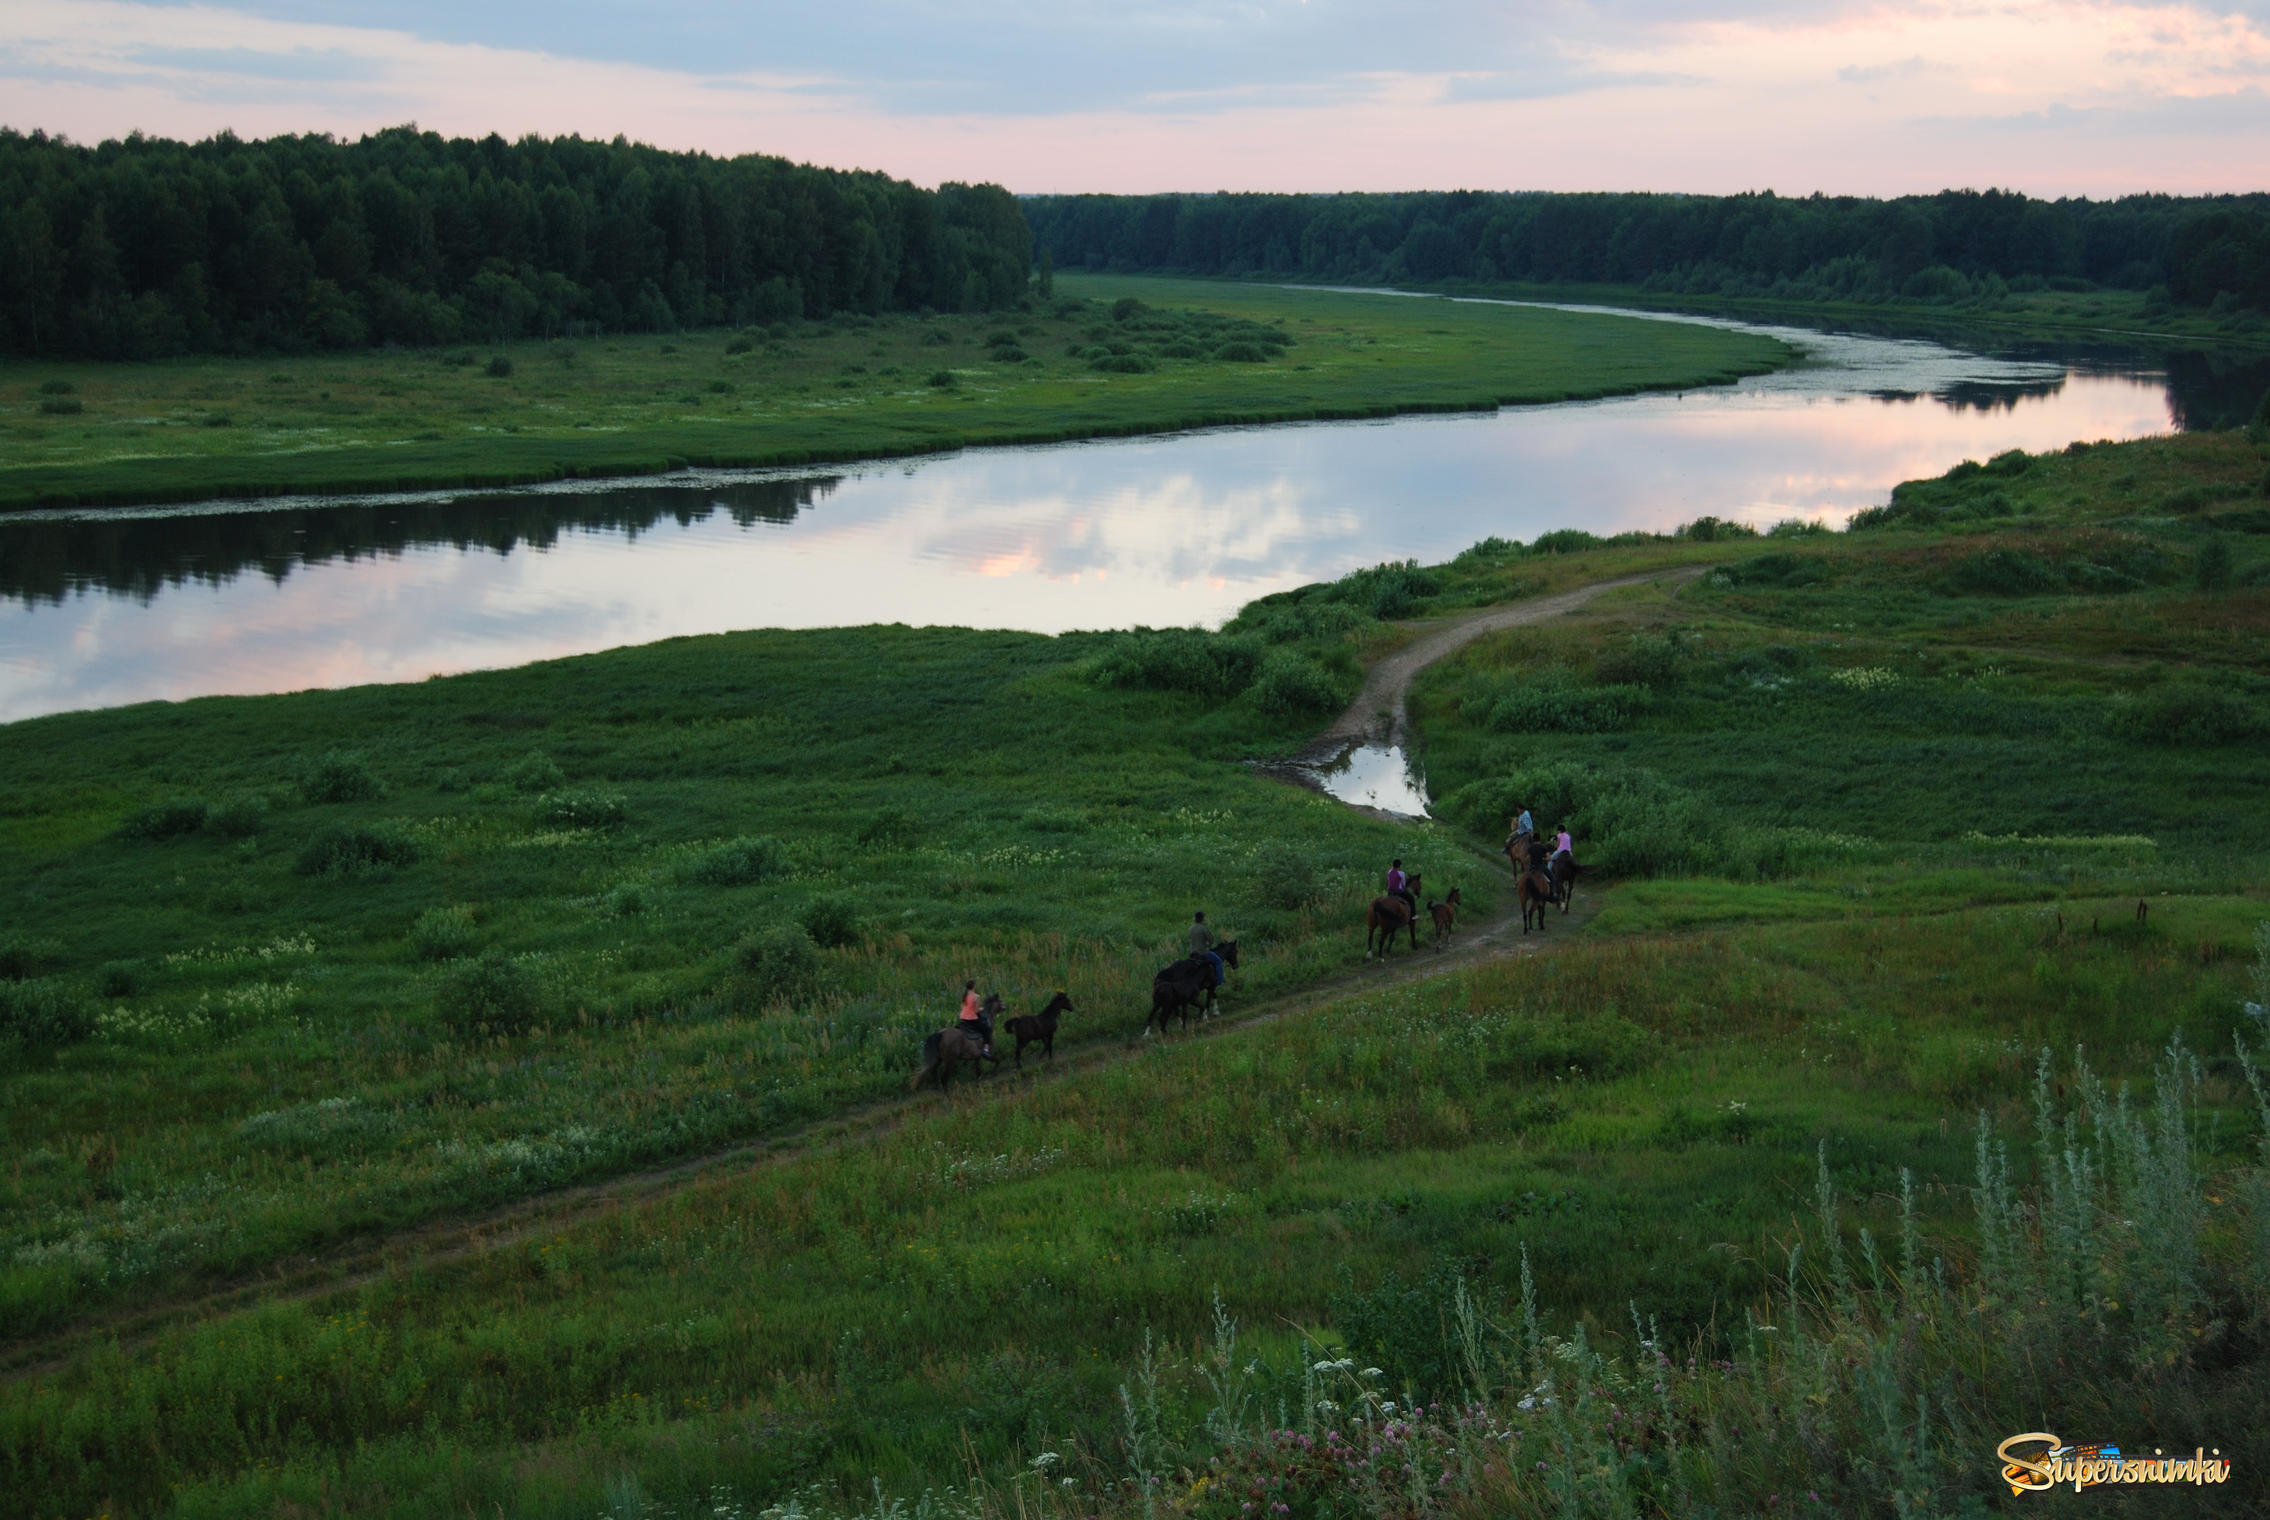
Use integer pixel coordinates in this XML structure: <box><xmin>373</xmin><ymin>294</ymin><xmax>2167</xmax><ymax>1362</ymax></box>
<box><xmin>2</xmin><ymin>304</ymin><xmax>2258</xmax><ymax>723</ymax></box>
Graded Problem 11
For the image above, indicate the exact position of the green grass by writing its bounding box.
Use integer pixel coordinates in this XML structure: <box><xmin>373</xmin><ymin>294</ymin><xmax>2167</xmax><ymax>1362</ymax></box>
<box><xmin>2</xmin><ymin>427</ymin><xmax>2267</xmax><ymax>1517</ymax></box>
<box><xmin>0</xmin><ymin>276</ymin><xmax>1788</xmax><ymax>510</ymax></box>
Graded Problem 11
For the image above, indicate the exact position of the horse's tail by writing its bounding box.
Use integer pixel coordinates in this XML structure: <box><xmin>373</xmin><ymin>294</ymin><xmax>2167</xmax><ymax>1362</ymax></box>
<box><xmin>909</xmin><ymin>1031</ymin><xmax>943</xmax><ymax>1090</ymax></box>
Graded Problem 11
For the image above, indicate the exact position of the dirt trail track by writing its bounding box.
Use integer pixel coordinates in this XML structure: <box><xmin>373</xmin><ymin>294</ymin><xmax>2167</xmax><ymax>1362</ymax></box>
<box><xmin>2</xmin><ymin>576</ymin><xmax>1663</xmax><ymax>1378</ymax></box>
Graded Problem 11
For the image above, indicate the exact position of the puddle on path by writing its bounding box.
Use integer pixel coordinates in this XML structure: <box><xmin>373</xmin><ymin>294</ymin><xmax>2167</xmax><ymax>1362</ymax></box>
<box><xmin>1292</xmin><ymin>742</ymin><xmax>1431</xmax><ymax>818</ymax></box>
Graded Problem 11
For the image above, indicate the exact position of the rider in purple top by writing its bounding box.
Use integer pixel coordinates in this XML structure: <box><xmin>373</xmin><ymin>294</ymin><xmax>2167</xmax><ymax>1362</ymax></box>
<box><xmin>1385</xmin><ymin>858</ymin><xmax>1416</xmax><ymax>918</ymax></box>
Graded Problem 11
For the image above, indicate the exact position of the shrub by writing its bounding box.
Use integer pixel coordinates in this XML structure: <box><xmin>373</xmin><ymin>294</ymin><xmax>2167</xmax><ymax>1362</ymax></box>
<box><xmin>685</xmin><ymin>834</ymin><xmax>785</xmax><ymax>885</ymax></box>
<box><xmin>204</xmin><ymin>792</ymin><xmax>269</xmax><ymax>838</ymax></box>
<box><xmin>1214</xmin><ymin>340</ymin><xmax>1270</xmax><ymax>362</ymax></box>
<box><xmin>1250</xmin><ymin>649</ymin><xmax>1342</xmax><ymax>715</ymax></box>
<box><xmin>38</xmin><ymin>397</ymin><xmax>83</xmax><ymax>415</ymax></box>
<box><xmin>1680</xmin><ymin>515</ymin><xmax>1758</xmax><ymax>542</ymax></box>
<box><xmin>410</xmin><ymin>905</ymin><xmax>478</xmax><ymax>961</ymax></box>
<box><xmin>730</xmin><ymin>925</ymin><xmax>824</xmax><ymax>1009</ymax></box>
<box><xmin>300</xmin><ymin>749</ymin><xmax>382</xmax><ymax>804</ymax></box>
<box><xmin>2196</xmin><ymin>536</ymin><xmax>2234</xmax><ymax>591</ymax></box>
<box><xmin>485</xmin><ymin>355</ymin><xmax>514</xmax><ymax>377</ymax></box>
<box><xmin>986</xmin><ymin>344</ymin><xmax>1029</xmax><ymax>363</ymax></box>
<box><xmin>2109</xmin><ymin>685</ymin><xmax>2267</xmax><ymax>746</ymax></box>
<box><xmin>1721</xmin><ymin>552</ymin><xmax>1829</xmax><ymax>588</ymax></box>
<box><xmin>1095</xmin><ymin>629</ymin><xmax>1264</xmax><ymax>698</ymax></box>
<box><xmin>1984</xmin><ymin>448</ymin><xmax>2032</xmax><ymax>476</ymax></box>
<box><xmin>37</xmin><ymin>379</ymin><xmax>74</xmax><ymax>395</ymax></box>
<box><xmin>1090</xmin><ymin>353</ymin><xmax>1155</xmax><ymax>373</ymax></box>
<box><xmin>602</xmin><ymin>881</ymin><xmax>648</xmax><ymax>917</ymax></box>
<box><xmin>1110</xmin><ymin>297</ymin><xmax>1146</xmax><ymax>321</ymax></box>
<box><xmin>858</xmin><ymin>809</ymin><xmax>918</xmax><ymax>850</ymax></box>
<box><xmin>0</xmin><ymin>936</ymin><xmax>63</xmax><ymax>981</ymax></box>
<box><xmin>926</xmin><ymin>369</ymin><xmax>956</xmax><ymax>387</ymax></box>
<box><xmin>1326</xmin><ymin>559</ymin><xmax>1439</xmax><ymax>618</ymax></box>
<box><xmin>295</xmin><ymin>826</ymin><xmax>421</xmax><ymax>878</ymax></box>
<box><xmin>534</xmin><ymin>790</ymin><xmax>625</xmax><ymax>829</ymax></box>
<box><xmin>798</xmin><ymin>895</ymin><xmax>861</xmax><ymax>949</ymax></box>
<box><xmin>1948</xmin><ymin>547</ymin><xmax>2063</xmax><ymax>595</ymax></box>
<box><xmin>118</xmin><ymin>798</ymin><xmax>209</xmax><ymax>840</ymax></box>
<box><xmin>724</xmin><ymin>337</ymin><xmax>753</xmax><ymax>355</ymax></box>
<box><xmin>1528</xmin><ymin>528</ymin><xmax>1603</xmax><ymax>554</ymax></box>
<box><xmin>1250</xmin><ymin>840</ymin><xmax>1323</xmax><ymax>910</ymax></box>
<box><xmin>0</xmin><ymin>979</ymin><xmax>95</xmax><ymax>1046</ymax></box>
<box><xmin>502</xmin><ymin>750</ymin><xmax>565</xmax><ymax>792</ymax></box>
<box><xmin>1470</xmin><ymin>672</ymin><xmax>1650</xmax><ymax>733</ymax></box>
<box><xmin>96</xmin><ymin>962</ymin><xmax>142</xmax><ymax>999</ymax></box>
<box><xmin>1593</xmin><ymin>631</ymin><xmax>1687</xmax><ymax>689</ymax></box>
<box><xmin>437</xmin><ymin>951</ymin><xmax>541</xmax><ymax>1034</ymax></box>
<box><xmin>919</xmin><ymin>328</ymin><xmax>951</xmax><ymax>346</ymax></box>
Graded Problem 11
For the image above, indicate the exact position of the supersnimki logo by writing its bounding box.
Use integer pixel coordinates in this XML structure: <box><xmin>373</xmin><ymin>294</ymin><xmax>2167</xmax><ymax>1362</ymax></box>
<box><xmin>1997</xmin><ymin>1433</ymin><xmax>2233</xmax><ymax>1494</ymax></box>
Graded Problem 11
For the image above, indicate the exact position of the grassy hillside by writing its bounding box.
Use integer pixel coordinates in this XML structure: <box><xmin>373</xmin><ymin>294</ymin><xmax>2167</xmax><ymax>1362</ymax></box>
<box><xmin>0</xmin><ymin>277</ymin><xmax>1787</xmax><ymax>510</ymax></box>
<box><xmin>2</xmin><ymin>426</ymin><xmax>2267</xmax><ymax>1517</ymax></box>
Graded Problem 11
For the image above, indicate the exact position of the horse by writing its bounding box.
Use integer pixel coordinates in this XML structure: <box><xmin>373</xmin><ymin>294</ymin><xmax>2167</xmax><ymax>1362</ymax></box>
<box><xmin>1003</xmin><ymin>991</ymin><xmax>1075</xmax><ymax>1068</ymax></box>
<box><xmin>909</xmin><ymin>993</ymin><xmax>1001</xmax><ymax>1090</ymax></box>
<box><xmin>1428</xmin><ymin>887</ymin><xmax>1462</xmax><ymax>947</ymax></box>
<box><xmin>1365</xmin><ymin>871</ymin><xmax>1422</xmax><ymax>959</ymax></box>
<box><xmin>1549</xmin><ymin>853</ymin><xmax>1581</xmax><ymax>914</ymax></box>
<box><xmin>1518</xmin><ymin>868</ymin><xmax>1554</xmax><ymax>933</ymax></box>
<box><xmin>1149</xmin><ymin>940</ymin><xmax>1240</xmax><ymax>1035</ymax></box>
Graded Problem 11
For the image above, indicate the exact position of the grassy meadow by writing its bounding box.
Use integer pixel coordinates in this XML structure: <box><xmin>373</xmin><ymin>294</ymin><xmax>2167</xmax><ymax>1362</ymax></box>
<box><xmin>1</xmin><ymin>412</ymin><xmax>2268</xmax><ymax>1515</ymax></box>
<box><xmin>0</xmin><ymin>276</ymin><xmax>1788</xmax><ymax>510</ymax></box>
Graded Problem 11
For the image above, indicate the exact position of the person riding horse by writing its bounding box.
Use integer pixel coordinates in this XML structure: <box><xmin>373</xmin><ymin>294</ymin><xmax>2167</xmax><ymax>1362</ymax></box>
<box><xmin>957</xmin><ymin>978</ymin><xmax>992</xmax><ymax>1057</ymax></box>
<box><xmin>1505</xmin><ymin>806</ymin><xmax>1536</xmax><ymax>869</ymax></box>
<box><xmin>1548</xmin><ymin>827</ymin><xmax>1576</xmax><ymax>905</ymax></box>
<box><xmin>1188</xmin><ymin>911</ymin><xmax>1226</xmax><ymax>996</ymax></box>
<box><xmin>1385</xmin><ymin>859</ymin><xmax>1417</xmax><ymax>922</ymax></box>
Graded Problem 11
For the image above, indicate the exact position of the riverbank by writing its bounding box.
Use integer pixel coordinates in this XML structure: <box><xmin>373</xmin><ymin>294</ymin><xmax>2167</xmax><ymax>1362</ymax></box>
<box><xmin>3</xmin><ymin>430</ymin><xmax>2265</xmax><ymax>1517</ymax></box>
<box><xmin>0</xmin><ymin>277</ymin><xmax>1787</xmax><ymax>511</ymax></box>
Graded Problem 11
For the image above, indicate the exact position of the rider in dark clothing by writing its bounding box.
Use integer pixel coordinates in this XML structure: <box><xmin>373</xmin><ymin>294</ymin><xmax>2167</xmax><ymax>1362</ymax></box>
<box><xmin>1189</xmin><ymin>911</ymin><xmax>1224</xmax><ymax>988</ymax></box>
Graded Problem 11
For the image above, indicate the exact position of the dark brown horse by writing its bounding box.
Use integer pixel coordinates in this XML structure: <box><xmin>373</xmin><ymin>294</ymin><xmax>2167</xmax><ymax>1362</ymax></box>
<box><xmin>909</xmin><ymin>993</ymin><xmax>1001</xmax><ymax>1089</ymax></box>
<box><xmin>1549</xmin><ymin>854</ymin><xmax>1581</xmax><ymax>914</ymax></box>
<box><xmin>1518</xmin><ymin>869</ymin><xmax>1554</xmax><ymax>933</ymax></box>
<box><xmin>1428</xmin><ymin>887</ymin><xmax>1462</xmax><ymax>947</ymax></box>
<box><xmin>1365</xmin><ymin>871</ymin><xmax>1422</xmax><ymax>959</ymax></box>
<box><xmin>1150</xmin><ymin>941</ymin><xmax>1239</xmax><ymax>1034</ymax></box>
<box><xmin>1003</xmin><ymin>991</ymin><xmax>1075</xmax><ymax>1068</ymax></box>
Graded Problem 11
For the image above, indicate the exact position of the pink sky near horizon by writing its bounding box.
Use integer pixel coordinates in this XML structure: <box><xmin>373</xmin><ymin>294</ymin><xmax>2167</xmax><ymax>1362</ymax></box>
<box><xmin>2</xmin><ymin>0</ymin><xmax>2268</xmax><ymax>195</ymax></box>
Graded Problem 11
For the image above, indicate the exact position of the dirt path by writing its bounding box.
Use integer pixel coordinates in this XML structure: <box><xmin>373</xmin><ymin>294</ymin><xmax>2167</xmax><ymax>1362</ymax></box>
<box><xmin>1</xmin><ymin>578</ymin><xmax>1655</xmax><ymax>1379</ymax></box>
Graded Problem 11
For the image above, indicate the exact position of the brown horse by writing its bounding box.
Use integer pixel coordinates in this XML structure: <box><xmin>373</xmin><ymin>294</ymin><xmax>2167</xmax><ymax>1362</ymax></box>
<box><xmin>1365</xmin><ymin>871</ymin><xmax>1422</xmax><ymax>959</ymax></box>
<box><xmin>1549</xmin><ymin>854</ymin><xmax>1581</xmax><ymax>914</ymax></box>
<box><xmin>1003</xmin><ymin>991</ymin><xmax>1075</xmax><ymax>1068</ymax></box>
<box><xmin>1518</xmin><ymin>869</ymin><xmax>1554</xmax><ymax>933</ymax></box>
<box><xmin>909</xmin><ymin>994</ymin><xmax>1001</xmax><ymax>1089</ymax></box>
<box><xmin>1428</xmin><ymin>888</ymin><xmax>1462</xmax><ymax>947</ymax></box>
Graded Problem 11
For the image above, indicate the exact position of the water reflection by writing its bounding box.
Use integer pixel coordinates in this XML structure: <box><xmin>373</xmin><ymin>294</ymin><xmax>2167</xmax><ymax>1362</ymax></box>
<box><xmin>1289</xmin><ymin>742</ymin><xmax>1432</xmax><ymax>819</ymax></box>
<box><xmin>0</xmin><ymin>307</ymin><xmax>2246</xmax><ymax>723</ymax></box>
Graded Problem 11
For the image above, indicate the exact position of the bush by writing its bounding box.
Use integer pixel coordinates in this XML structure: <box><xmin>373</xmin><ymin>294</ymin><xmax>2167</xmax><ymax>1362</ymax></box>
<box><xmin>919</xmin><ymin>328</ymin><xmax>951</xmax><ymax>346</ymax></box>
<box><xmin>1214</xmin><ymin>341</ymin><xmax>1270</xmax><ymax>362</ymax></box>
<box><xmin>0</xmin><ymin>979</ymin><xmax>95</xmax><ymax>1046</ymax></box>
<box><xmin>37</xmin><ymin>379</ymin><xmax>74</xmax><ymax>395</ymax></box>
<box><xmin>2196</xmin><ymin>536</ymin><xmax>2234</xmax><ymax>591</ymax></box>
<box><xmin>534</xmin><ymin>790</ymin><xmax>625</xmax><ymax>829</ymax></box>
<box><xmin>295</xmin><ymin>826</ymin><xmax>422</xmax><ymax>878</ymax></box>
<box><xmin>502</xmin><ymin>750</ymin><xmax>565</xmax><ymax>792</ymax></box>
<box><xmin>0</xmin><ymin>936</ymin><xmax>63</xmax><ymax>981</ymax></box>
<box><xmin>485</xmin><ymin>355</ymin><xmax>514</xmax><ymax>377</ymax></box>
<box><xmin>1721</xmin><ymin>552</ymin><xmax>1829</xmax><ymax>588</ymax></box>
<box><xmin>96</xmin><ymin>962</ymin><xmax>142</xmax><ymax>999</ymax></box>
<box><xmin>602</xmin><ymin>881</ymin><xmax>648</xmax><ymax>917</ymax></box>
<box><xmin>1948</xmin><ymin>547</ymin><xmax>2064</xmax><ymax>595</ymax></box>
<box><xmin>1470</xmin><ymin>672</ymin><xmax>1650</xmax><ymax>734</ymax></box>
<box><xmin>1250</xmin><ymin>649</ymin><xmax>1342</xmax><ymax>715</ymax></box>
<box><xmin>118</xmin><ymin>798</ymin><xmax>209</xmax><ymax>840</ymax></box>
<box><xmin>1095</xmin><ymin>629</ymin><xmax>1264</xmax><ymax>698</ymax></box>
<box><xmin>1110</xmin><ymin>297</ymin><xmax>1146</xmax><ymax>322</ymax></box>
<box><xmin>410</xmin><ymin>905</ymin><xmax>478</xmax><ymax>961</ymax></box>
<box><xmin>1528</xmin><ymin>528</ymin><xmax>1603</xmax><ymax>555</ymax></box>
<box><xmin>1090</xmin><ymin>353</ymin><xmax>1155</xmax><ymax>374</ymax></box>
<box><xmin>38</xmin><ymin>397</ymin><xmax>83</xmax><ymax>415</ymax></box>
<box><xmin>987</xmin><ymin>344</ymin><xmax>1028</xmax><ymax>363</ymax></box>
<box><xmin>300</xmin><ymin>749</ymin><xmax>383</xmax><ymax>804</ymax></box>
<box><xmin>926</xmin><ymin>369</ymin><xmax>957</xmax><ymax>387</ymax></box>
<box><xmin>1250</xmin><ymin>840</ymin><xmax>1323</xmax><ymax>910</ymax></box>
<box><xmin>2109</xmin><ymin>685</ymin><xmax>2267</xmax><ymax>746</ymax></box>
<box><xmin>1680</xmin><ymin>515</ymin><xmax>1758</xmax><ymax>542</ymax></box>
<box><xmin>730</xmin><ymin>925</ymin><xmax>824</xmax><ymax>1008</ymax></box>
<box><xmin>798</xmin><ymin>895</ymin><xmax>861</xmax><ymax>948</ymax></box>
<box><xmin>685</xmin><ymin>834</ymin><xmax>786</xmax><ymax>885</ymax></box>
<box><xmin>437</xmin><ymin>951</ymin><xmax>541</xmax><ymax>1034</ymax></box>
<box><xmin>858</xmin><ymin>809</ymin><xmax>918</xmax><ymax>851</ymax></box>
<box><xmin>1327</xmin><ymin>559</ymin><xmax>1439</xmax><ymax>618</ymax></box>
<box><xmin>204</xmin><ymin>792</ymin><xmax>269</xmax><ymax>838</ymax></box>
<box><xmin>1593</xmin><ymin>631</ymin><xmax>1687</xmax><ymax>689</ymax></box>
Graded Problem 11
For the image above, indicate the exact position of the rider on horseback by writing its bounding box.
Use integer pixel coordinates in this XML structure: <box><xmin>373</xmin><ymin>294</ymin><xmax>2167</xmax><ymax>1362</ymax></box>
<box><xmin>958</xmin><ymin>978</ymin><xmax>992</xmax><ymax>1056</ymax></box>
<box><xmin>1549</xmin><ymin>828</ymin><xmax>1575</xmax><ymax>892</ymax></box>
<box><xmin>1507</xmin><ymin>805</ymin><xmax>1535</xmax><ymax>863</ymax></box>
<box><xmin>1385</xmin><ymin>859</ymin><xmax>1417</xmax><ymax>921</ymax></box>
<box><xmin>1189</xmin><ymin>911</ymin><xmax>1226</xmax><ymax>991</ymax></box>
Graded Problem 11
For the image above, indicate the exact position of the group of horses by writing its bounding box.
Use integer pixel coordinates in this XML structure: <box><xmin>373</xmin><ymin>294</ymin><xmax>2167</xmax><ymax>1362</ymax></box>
<box><xmin>914</xmin><ymin>841</ymin><xmax>1581</xmax><ymax>1089</ymax></box>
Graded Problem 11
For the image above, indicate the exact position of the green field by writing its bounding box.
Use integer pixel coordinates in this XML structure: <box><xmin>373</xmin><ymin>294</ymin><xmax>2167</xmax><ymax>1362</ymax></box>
<box><xmin>0</xmin><ymin>276</ymin><xmax>1787</xmax><ymax>510</ymax></box>
<box><xmin>2</xmin><ymin>419</ymin><xmax>2268</xmax><ymax>1516</ymax></box>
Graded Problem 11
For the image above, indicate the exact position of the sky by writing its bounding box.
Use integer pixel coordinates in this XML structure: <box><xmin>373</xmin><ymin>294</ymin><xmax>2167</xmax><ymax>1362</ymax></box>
<box><xmin>3</xmin><ymin>0</ymin><xmax>2268</xmax><ymax>196</ymax></box>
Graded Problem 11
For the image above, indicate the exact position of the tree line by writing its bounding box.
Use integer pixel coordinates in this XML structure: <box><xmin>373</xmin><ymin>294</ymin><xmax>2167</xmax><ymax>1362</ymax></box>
<box><xmin>1024</xmin><ymin>189</ymin><xmax>2270</xmax><ymax>312</ymax></box>
<box><xmin>0</xmin><ymin>126</ymin><xmax>1032</xmax><ymax>358</ymax></box>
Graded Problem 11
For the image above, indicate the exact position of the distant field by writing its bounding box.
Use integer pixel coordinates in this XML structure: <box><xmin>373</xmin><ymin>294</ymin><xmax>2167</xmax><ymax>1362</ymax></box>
<box><xmin>0</xmin><ymin>276</ymin><xmax>1788</xmax><ymax>510</ymax></box>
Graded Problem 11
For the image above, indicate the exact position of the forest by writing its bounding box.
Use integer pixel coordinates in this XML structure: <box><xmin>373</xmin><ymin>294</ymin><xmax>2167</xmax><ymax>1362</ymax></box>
<box><xmin>1025</xmin><ymin>188</ymin><xmax>2270</xmax><ymax>312</ymax></box>
<box><xmin>0</xmin><ymin>127</ymin><xmax>1032</xmax><ymax>359</ymax></box>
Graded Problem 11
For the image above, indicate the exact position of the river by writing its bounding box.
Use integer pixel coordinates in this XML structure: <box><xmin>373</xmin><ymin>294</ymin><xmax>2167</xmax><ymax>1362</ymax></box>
<box><xmin>1</xmin><ymin>303</ymin><xmax>2261</xmax><ymax>724</ymax></box>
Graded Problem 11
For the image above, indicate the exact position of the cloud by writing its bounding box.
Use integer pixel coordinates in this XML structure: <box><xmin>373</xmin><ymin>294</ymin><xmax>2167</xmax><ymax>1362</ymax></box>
<box><xmin>1836</xmin><ymin>54</ymin><xmax>1934</xmax><ymax>84</ymax></box>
